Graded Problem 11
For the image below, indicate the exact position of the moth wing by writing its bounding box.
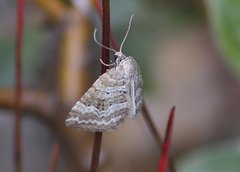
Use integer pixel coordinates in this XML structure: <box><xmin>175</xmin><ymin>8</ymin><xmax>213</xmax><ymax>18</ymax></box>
<box><xmin>133</xmin><ymin>66</ymin><xmax>143</xmax><ymax>117</ymax></box>
<box><xmin>65</xmin><ymin>68</ymin><xmax>130</xmax><ymax>132</ymax></box>
<box><xmin>122</xmin><ymin>56</ymin><xmax>143</xmax><ymax>118</ymax></box>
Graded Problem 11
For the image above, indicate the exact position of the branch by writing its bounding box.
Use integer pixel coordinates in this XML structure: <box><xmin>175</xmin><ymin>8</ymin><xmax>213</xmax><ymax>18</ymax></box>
<box><xmin>90</xmin><ymin>1</ymin><xmax>110</xmax><ymax>172</ymax></box>
<box><xmin>48</xmin><ymin>142</ymin><xmax>60</xmax><ymax>172</ymax></box>
<box><xmin>15</xmin><ymin>0</ymin><xmax>24</xmax><ymax>171</ymax></box>
<box><xmin>94</xmin><ymin>0</ymin><xmax>118</xmax><ymax>50</ymax></box>
<box><xmin>33</xmin><ymin>0</ymin><xmax>67</xmax><ymax>21</ymax></box>
<box><xmin>142</xmin><ymin>101</ymin><xmax>162</xmax><ymax>147</ymax></box>
<box><xmin>0</xmin><ymin>89</ymin><xmax>56</xmax><ymax>115</ymax></box>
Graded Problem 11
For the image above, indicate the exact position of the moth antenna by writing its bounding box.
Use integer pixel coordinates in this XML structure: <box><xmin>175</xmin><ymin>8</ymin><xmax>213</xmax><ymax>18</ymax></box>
<box><xmin>93</xmin><ymin>29</ymin><xmax>117</xmax><ymax>53</ymax></box>
<box><xmin>119</xmin><ymin>15</ymin><xmax>134</xmax><ymax>53</ymax></box>
<box><xmin>100</xmin><ymin>58</ymin><xmax>116</xmax><ymax>67</ymax></box>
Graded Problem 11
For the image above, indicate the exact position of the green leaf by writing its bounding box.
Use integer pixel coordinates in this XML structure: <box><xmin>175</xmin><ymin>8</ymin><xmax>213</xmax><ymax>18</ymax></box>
<box><xmin>177</xmin><ymin>140</ymin><xmax>240</xmax><ymax>172</ymax></box>
<box><xmin>206</xmin><ymin>0</ymin><xmax>240</xmax><ymax>74</ymax></box>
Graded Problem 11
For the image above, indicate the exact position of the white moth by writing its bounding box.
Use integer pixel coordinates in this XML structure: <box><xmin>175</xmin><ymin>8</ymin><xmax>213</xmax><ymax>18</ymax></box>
<box><xmin>65</xmin><ymin>15</ymin><xmax>143</xmax><ymax>132</ymax></box>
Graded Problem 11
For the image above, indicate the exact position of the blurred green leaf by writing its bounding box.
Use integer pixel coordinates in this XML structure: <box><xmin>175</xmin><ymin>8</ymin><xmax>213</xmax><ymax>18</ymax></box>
<box><xmin>206</xmin><ymin>0</ymin><xmax>240</xmax><ymax>74</ymax></box>
<box><xmin>0</xmin><ymin>26</ymin><xmax>53</xmax><ymax>87</ymax></box>
<box><xmin>177</xmin><ymin>140</ymin><xmax>240</xmax><ymax>172</ymax></box>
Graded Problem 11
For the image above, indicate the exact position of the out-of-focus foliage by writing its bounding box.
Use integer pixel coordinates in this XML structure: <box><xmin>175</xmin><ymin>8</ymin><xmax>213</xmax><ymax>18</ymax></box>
<box><xmin>177</xmin><ymin>140</ymin><xmax>240</xmax><ymax>172</ymax></box>
<box><xmin>206</xmin><ymin>0</ymin><xmax>240</xmax><ymax>75</ymax></box>
<box><xmin>0</xmin><ymin>26</ymin><xmax>55</xmax><ymax>88</ymax></box>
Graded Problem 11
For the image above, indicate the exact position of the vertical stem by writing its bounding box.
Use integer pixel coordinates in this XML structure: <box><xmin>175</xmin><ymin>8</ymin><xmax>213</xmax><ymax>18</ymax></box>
<box><xmin>90</xmin><ymin>1</ymin><xmax>110</xmax><ymax>172</ymax></box>
<box><xmin>95</xmin><ymin>0</ymin><xmax>118</xmax><ymax>50</ymax></box>
<box><xmin>15</xmin><ymin>0</ymin><xmax>24</xmax><ymax>172</ymax></box>
<box><xmin>90</xmin><ymin>132</ymin><xmax>103</xmax><ymax>172</ymax></box>
<box><xmin>101</xmin><ymin>0</ymin><xmax>110</xmax><ymax>74</ymax></box>
<box><xmin>48</xmin><ymin>142</ymin><xmax>60</xmax><ymax>172</ymax></box>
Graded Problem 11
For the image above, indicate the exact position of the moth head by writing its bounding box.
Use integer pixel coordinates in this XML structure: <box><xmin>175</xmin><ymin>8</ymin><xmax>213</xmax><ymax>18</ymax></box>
<box><xmin>93</xmin><ymin>15</ymin><xmax>134</xmax><ymax>67</ymax></box>
<box><xmin>115</xmin><ymin>51</ymin><xmax>123</xmax><ymax>57</ymax></box>
<box><xmin>115</xmin><ymin>52</ymin><xmax>127</xmax><ymax>65</ymax></box>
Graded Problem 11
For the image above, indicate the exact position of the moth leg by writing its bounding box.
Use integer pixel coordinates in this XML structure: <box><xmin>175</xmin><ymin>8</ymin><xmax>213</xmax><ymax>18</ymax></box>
<box><xmin>130</xmin><ymin>80</ymin><xmax>136</xmax><ymax>118</ymax></box>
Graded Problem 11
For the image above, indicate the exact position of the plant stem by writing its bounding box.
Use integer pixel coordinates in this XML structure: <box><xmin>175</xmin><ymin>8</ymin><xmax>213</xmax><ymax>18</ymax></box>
<box><xmin>142</xmin><ymin>102</ymin><xmax>162</xmax><ymax>147</ymax></box>
<box><xmin>90</xmin><ymin>1</ymin><xmax>110</xmax><ymax>172</ymax></box>
<box><xmin>101</xmin><ymin>0</ymin><xmax>110</xmax><ymax>73</ymax></box>
<box><xmin>95</xmin><ymin>0</ymin><xmax>118</xmax><ymax>50</ymax></box>
<box><xmin>90</xmin><ymin>132</ymin><xmax>103</xmax><ymax>172</ymax></box>
<box><xmin>158</xmin><ymin>107</ymin><xmax>176</xmax><ymax>172</ymax></box>
<box><xmin>15</xmin><ymin>0</ymin><xmax>24</xmax><ymax>171</ymax></box>
<box><xmin>48</xmin><ymin>142</ymin><xmax>60</xmax><ymax>172</ymax></box>
<box><xmin>143</xmin><ymin>104</ymin><xmax>177</xmax><ymax>172</ymax></box>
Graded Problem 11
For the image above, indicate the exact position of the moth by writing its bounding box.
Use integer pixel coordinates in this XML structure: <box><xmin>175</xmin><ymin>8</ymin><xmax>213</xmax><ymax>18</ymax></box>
<box><xmin>65</xmin><ymin>15</ymin><xmax>143</xmax><ymax>132</ymax></box>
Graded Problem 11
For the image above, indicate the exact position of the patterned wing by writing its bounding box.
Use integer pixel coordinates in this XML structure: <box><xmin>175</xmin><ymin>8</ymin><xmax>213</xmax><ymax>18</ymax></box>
<box><xmin>132</xmin><ymin>60</ymin><xmax>143</xmax><ymax>118</ymax></box>
<box><xmin>65</xmin><ymin>67</ymin><xmax>130</xmax><ymax>132</ymax></box>
<box><xmin>119</xmin><ymin>56</ymin><xmax>143</xmax><ymax>119</ymax></box>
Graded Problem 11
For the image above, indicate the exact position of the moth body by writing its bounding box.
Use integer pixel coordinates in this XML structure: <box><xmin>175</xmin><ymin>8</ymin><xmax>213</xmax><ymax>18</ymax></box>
<box><xmin>65</xmin><ymin>56</ymin><xmax>143</xmax><ymax>132</ymax></box>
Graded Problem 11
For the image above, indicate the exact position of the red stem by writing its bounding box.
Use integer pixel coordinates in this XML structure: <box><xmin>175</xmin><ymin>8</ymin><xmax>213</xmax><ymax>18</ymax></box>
<box><xmin>158</xmin><ymin>107</ymin><xmax>175</xmax><ymax>172</ymax></box>
<box><xmin>101</xmin><ymin>0</ymin><xmax>110</xmax><ymax>74</ymax></box>
<box><xmin>95</xmin><ymin>0</ymin><xmax>118</xmax><ymax>50</ymax></box>
<box><xmin>142</xmin><ymin>103</ymin><xmax>162</xmax><ymax>147</ymax></box>
<box><xmin>15</xmin><ymin>0</ymin><xmax>24</xmax><ymax>171</ymax></box>
<box><xmin>90</xmin><ymin>1</ymin><xmax>110</xmax><ymax>172</ymax></box>
<box><xmin>90</xmin><ymin>132</ymin><xmax>103</xmax><ymax>172</ymax></box>
<box><xmin>48</xmin><ymin>142</ymin><xmax>60</xmax><ymax>172</ymax></box>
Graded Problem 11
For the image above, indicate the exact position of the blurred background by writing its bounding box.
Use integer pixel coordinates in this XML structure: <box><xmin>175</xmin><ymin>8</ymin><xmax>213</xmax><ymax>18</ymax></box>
<box><xmin>1</xmin><ymin>0</ymin><xmax>240</xmax><ymax>172</ymax></box>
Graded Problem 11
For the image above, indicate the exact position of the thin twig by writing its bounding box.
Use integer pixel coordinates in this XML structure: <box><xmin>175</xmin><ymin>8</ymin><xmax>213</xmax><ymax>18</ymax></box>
<box><xmin>100</xmin><ymin>0</ymin><xmax>110</xmax><ymax>73</ymax></box>
<box><xmin>94</xmin><ymin>0</ymin><xmax>118</xmax><ymax>50</ymax></box>
<box><xmin>0</xmin><ymin>89</ymin><xmax>56</xmax><ymax>115</ymax></box>
<box><xmin>90</xmin><ymin>132</ymin><xmax>103</xmax><ymax>172</ymax></box>
<box><xmin>90</xmin><ymin>1</ymin><xmax>110</xmax><ymax>172</ymax></box>
<box><xmin>142</xmin><ymin>101</ymin><xmax>162</xmax><ymax>147</ymax></box>
<box><xmin>15</xmin><ymin>0</ymin><xmax>24</xmax><ymax>172</ymax></box>
<box><xmin>48</xmin><ymin>142</ymin><xmax>61</xmax><ymax>172</ymax></box>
